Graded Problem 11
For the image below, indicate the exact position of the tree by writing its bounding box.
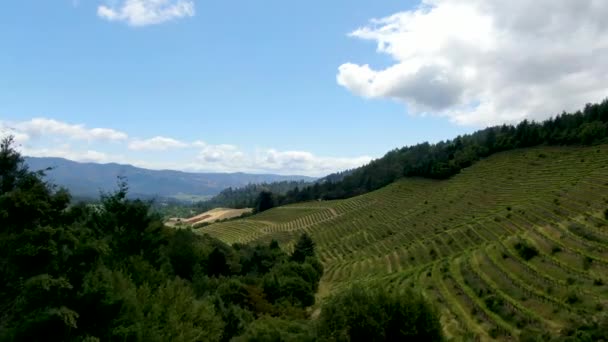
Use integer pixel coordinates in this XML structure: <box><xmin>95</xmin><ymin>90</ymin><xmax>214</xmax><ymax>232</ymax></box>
<box><xmin>233</xmin><ymin>316</ymin><xmax>315</xmax><ymax>342</ymax></box>
<box><xmin>291</xmin><ymin>233</ymin><xmax>315</xmax><ymax>263</ymax></box>
<box><xmin>580</xmin><ymin>121</ymin><xmax>607</xmax><ymax>144</ymax></box>
<box><xmin>166</xmin><ymin>229</ymin><xmax>204</xmax><ymax>280</ymax></box>
<box><xmin>254</xmin><ymin>191</ymin><xmax>275</xmax><ymax>213</ymax></box>
<box><xmin>317</xmin><ymin>285</ymin><xmax>443</xmax><ymax>341</ymax></box>
<box><xmin>0</xmin><ymin>136</ymin><xmax>80</xmax><ymax>341</ymax></box>
<box><xmin>0</xmin><ymin>136</ymin><xmax>332</xmax><ymax>341</ymax></box>
<box><xmin>208</xmin><ymin>247</ymin><xmax>230</xmax><ymax>277</ymax></box>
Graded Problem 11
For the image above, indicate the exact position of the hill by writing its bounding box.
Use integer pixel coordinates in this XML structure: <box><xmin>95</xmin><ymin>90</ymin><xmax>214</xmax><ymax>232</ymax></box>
<box><xmin>199</xmin><ymin>145</ymin><xmax>608</xmax><ymax>340</ymax></box>
<box><xmin>24</xmin><ymin>157</ymin><xmax>315</xmax><ymax>200</ymax></box>
<box><xmin>276</xmin><ymin>100</ymin><xmax>608</xmax><ymax>205</ymax></box>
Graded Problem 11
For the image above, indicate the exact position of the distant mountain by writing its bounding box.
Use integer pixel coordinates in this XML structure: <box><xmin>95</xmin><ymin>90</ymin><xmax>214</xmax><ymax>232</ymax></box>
<box><xmin>24</xmin><ymin>157</ymin><xmax>316</xmax><ymax>200</ymax></box>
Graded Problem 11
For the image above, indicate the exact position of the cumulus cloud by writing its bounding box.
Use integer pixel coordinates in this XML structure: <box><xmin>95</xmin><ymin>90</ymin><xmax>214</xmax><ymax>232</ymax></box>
<box><xmin>197</xmin><ymin>143</ymin><xmax>244</xmax><ymax>163</ymax></box>
<box><xmin>11</xmin><ymin>118</ymin><xmax>128</xmax><ymax>141</ymax></box>
<box><xmin>128</xmin><ymin>136</ymin><xmax>188</xmax><ymax>151</ymax></box>
<box><xmin>97</xmin><ymin>0</ymin><xmax>195</xmax><ymax>26</ymax></box>
<box><xmin>24</xmin><ymin>146</ymin><xmax>114</xmax><ymax>164</ymax></box>
<box><xmin>3</xmin><ymin>118</ymin><xmax>370</xmax><ymax>176</ymax></box>
<box><xmin>338</xmin><ymin>0</ymin><xmax>608</xmax><ymax>126</ymax></box>
<box><xmin>0</xmin><ymin>122</ymin><xmax>30</xmax><ymax>145</ymax></box>
<box><xmin>187</xmin><ymin>144</ymin><xmax>371</xmax><ymax>176</ymax></box>
<box><xmin>257</xmin><ymin>149</ymin><xmax>372</xmax><ymax>176</ymax></box>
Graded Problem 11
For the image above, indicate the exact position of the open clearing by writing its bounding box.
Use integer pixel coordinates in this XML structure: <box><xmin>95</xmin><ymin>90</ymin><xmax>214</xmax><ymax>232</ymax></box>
<box><xmin>166</xmin><ymin>207</ymin><xmax>252</xmax><ymax>227</ymax></box>
<box><xmin>199</xmin><ymin>145</ymin><xmax>608</xmax><ymax>340</ymax></box>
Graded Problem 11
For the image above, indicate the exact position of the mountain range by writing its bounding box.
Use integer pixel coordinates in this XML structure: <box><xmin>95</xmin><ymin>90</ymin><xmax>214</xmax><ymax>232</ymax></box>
<box><xmin>24</xmin><ymin>157</ymin><xmax>315</xmax><ymax>201</ymax></box>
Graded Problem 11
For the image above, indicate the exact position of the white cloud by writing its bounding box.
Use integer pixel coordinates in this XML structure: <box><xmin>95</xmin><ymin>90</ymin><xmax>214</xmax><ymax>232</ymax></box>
<box><xmin>24</xmin><ymin>146</ymin><xmax>114</xmax><ymax>164</ymax></box>
<box><xmin>256</xmin><ymin>149</ymin><xmax>371</xmax><ymax>176</ymax></box>
<box><xmin>3</xmin><ymin>118</ymin><xmax>370</xmax><ymax>176</ymax></box>
<box><xmin>128</xmin><ymin>136</ymin><xmax>188</xmax><ymax>151</ymax></box>
<box><xmin>338</xmin><ymin>0</ymin><xmax>608</xmax><ymax>126</ymax></box>
<box><xmin>97</xmin><ymin>0</ymin><xmax>195</xmax><ymax>26</ymax></box>
<box><xmin>12</xmin><ymin>118</ymin><xmax>128</xmax><ymax>141</ymax></box>
<box><xmin>187</xmin><ymin>145</ymin><xmax>371</xmax><ymax>176</ymax></box>
<box><xmin>0</xmin><ymin>122</ymin><xmax>30</xmax><ymax>145</ymax></box>
<box><xmin>198</xmin><ymin>144</ymin><xmax>243</xmax><ymax>163</ymax></box>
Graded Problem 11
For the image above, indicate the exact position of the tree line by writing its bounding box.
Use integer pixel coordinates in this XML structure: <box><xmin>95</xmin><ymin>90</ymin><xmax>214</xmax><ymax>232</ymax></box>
<box><xmin>194</xmin><ymin>181</ymin><xmax>312</xmax><ymax>212</ymax></box>
<box><xmin>269</xmin><ymin>99</ymin><xmax>608</xmax><ymax>204</ymax></box>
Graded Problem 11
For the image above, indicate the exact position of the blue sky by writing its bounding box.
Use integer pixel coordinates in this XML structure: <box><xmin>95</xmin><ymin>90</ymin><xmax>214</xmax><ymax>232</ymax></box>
<box><xmin>1</xmin><ymin>0</ymin><xmax>606</xmax><ymax>176</ymax></box>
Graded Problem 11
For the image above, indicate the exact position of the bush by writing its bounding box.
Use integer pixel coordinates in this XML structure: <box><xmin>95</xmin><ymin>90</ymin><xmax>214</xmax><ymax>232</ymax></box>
<box><xmin>514</xmin><ymin>241</ymin><xmax>539</xmax><ymax>261</ymax></box>
<box><xmin>233</xmin><ymin>316</ymin><xmax>315</xmax><ymax>342</ymax></box>
<box><xmin>317</xmin><ymin>285</ymin><xmax>443</xmax><ymax>341</ymax></box>
<box><xmin>583</xmin><ymin>256</ymin><xmax>593</xmax><ymax>271</ymax></box>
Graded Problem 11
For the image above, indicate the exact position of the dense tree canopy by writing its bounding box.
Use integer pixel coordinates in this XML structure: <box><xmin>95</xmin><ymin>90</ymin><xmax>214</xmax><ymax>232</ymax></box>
<box><xmin>0</xmin><ymin>137</ymin><xmax>324</xmax><ymax>341</ymax></box>
<box><xmin>254</xmin><ymin>191</ymin><xmax>276</xmax><ymax>214</ymax></box>
<box><xmin>291</xmin><ymin>233</ymin><xmax>316</xmax><ymax>263</ymax></box>
<box><xmin>195</xmin><ymin>181</ymin><xmax>310</xmax><ymax>212</ymax></box>
<box><xmin>317</xmin><ymin>285</ymin><xmax>444</xmax><ymax>341</ymax></box>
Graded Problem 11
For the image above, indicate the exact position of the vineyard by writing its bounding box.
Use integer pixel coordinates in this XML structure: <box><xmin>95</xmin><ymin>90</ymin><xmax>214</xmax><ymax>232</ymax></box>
<box><xmin>199</xmin><ymin>145</ymin><xmax>608</xmax><ymax>340</ymax></box>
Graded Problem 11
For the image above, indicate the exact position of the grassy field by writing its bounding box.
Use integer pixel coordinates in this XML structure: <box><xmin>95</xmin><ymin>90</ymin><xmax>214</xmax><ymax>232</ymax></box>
<box><xmin>198</xmin><ymin>145</ymin><xmax>608</xmax><ymax>340</ymax></box>
<box><xmin>165</xmin><ymin>207</ymin><xmax>252</xmax><ymax>227</ymax></box>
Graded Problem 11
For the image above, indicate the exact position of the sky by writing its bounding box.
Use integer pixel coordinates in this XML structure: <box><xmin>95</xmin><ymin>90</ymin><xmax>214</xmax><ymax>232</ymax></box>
<box><xmin>1</xmin><ymin>0</ymin><xmax>607</xmax><ymax>176</ymax></box>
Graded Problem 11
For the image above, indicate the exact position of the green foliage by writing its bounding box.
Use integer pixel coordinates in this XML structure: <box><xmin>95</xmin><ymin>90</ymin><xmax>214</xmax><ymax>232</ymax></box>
<box><xmin>235</xmin><ymin>239</ymin><xmax>287</xmax><ymax>276</ymax></box>
<box><xmin>263</xmin><ymin>262</ymin><xmax>319</xmax><ymax>308</ymax></box>
<box><xmin>514</xmin><ymin>241</ymin><xmax>539</xmax><ymax>261</ymax></box>
<box><xmin>195</xmin><ymin>180</ymin><xmax>311</xmax><ymax>212</ymax></box>
<box><xmin>317</xmin><ymin>285</ymin><xmax>443</xmax><ymax>341</ymax></box>
<box><xmin>208</xmin><ymin>247</ymin><xmax>231</xmax><ymax>277</ymax></box>
<box><xmin>261</xmin><ymin>99</ymin><xmax>608</xmax><ymax>204</ymax></box>
<box><xmin>166</xmin><ymin>229</ymin><xmax>204</xmax><ymax>280</ymax></box>
<box><xmin>559</xmin><ymin>314</ymin><xmax>608</xmax><ymax>341</ymax></box>
<box><xmin>523</xmin><ymin>315</ymin><xmax>608</xmax><ymax>341</ymax></box>
<box><xmin>291</xmin><ymin>233</ymin><xmax>316</xmax><ymax>263</ymax></box>
<box><xmin>0</xmin><ymin>137</ymin><xmax>328</xmax><ymax>341</ymax></box>
<box><xmin>205</xmin><ymin>142</ymin><xmax>608</xmax><ymax>340</ymax></box>
<box><xmin>582</xmin><ymin>256</ymin><xmax>593</xmax><ymax>270</ymax></box>
<box><xmin>234</xmin><ymin>316</ymin><xmax>315</xmax><ymax>342</ymax></box>
<box><xmin>580</xmin><ymin>121</ymin><xmax>607</xmax><ymax>144</ymax></box>
<box><xmin>140</xmin><ymin>279</ymin><xmax>224</xmax><ymax>342</ymax></box>
<box><xmin>255</xmin><ymin>191</ymin><xmax>276</xmax><ymax>213</ymax></box>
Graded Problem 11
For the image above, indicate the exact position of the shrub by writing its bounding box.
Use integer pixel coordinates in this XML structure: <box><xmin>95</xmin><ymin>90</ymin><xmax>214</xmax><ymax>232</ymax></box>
<box><xmin>317</xmin><ymin>285</ymin><xmax>443</xmax><ymax>341</ymax></box>
<box><xmin>514</xmin><ymin>241</ymin><xmax>539</xmax><ymax>261</ymax></box>
<box><xmin>583</xmin><ymin>256</ymin><xmax>593</xmax><ymax>270</ymax></box>
<box><xmin>565</xmin><ymin>293</ymin><xmax>580</xmax><ymax>305</ymax></box>
<box><xmin>233</xmin><ymin>316</ymin><xmax>315</xmax><ymax>342</ymax></box>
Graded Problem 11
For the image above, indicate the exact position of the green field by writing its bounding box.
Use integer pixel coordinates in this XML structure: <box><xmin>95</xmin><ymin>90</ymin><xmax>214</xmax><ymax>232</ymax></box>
<box><xmin>198</xmin><ymin>145</ymin><xmax>608</xmax><ymax>340</ymax></box>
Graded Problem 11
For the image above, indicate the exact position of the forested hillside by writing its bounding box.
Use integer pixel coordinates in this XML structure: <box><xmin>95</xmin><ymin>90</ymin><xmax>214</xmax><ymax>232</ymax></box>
<box><xmin>194</xmin><ymin>181</ymin><xmax>312</xmax><ymax>212</ymax></box>
<box><xmin>273</xmin><ymin>100</ymin><xmax>608</xmax><ymax>204</ymax></box>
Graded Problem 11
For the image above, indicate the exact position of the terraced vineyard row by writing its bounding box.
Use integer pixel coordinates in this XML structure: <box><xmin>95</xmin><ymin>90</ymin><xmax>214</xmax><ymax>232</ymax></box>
<box><xmin>199</xmin><ymin>145</ymin><xmax>608</xmax><ymax>340</ymax></box>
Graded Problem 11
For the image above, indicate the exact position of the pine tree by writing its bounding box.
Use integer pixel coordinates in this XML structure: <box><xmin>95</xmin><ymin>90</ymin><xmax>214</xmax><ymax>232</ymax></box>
<box><xmin>254</xmin><ymin>191</ymin><xmax>274</xmax><ymax>213</ymax></box>
<box><xmin>291</xmin><ymin>233</ymin><xmax>315</xmax><ymax>263</ymax></box>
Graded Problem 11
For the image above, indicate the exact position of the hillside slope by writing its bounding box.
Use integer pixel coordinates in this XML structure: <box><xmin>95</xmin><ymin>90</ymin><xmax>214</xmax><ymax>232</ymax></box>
<box><xmin>199</xmin><ymin>145</ymin><xmax>608</xmax><ymax>340</ymax></box>
<box><xmin>24</xmin><ymin>157</ymin><xmax>315</xmax><ymax>200</ymax></box>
